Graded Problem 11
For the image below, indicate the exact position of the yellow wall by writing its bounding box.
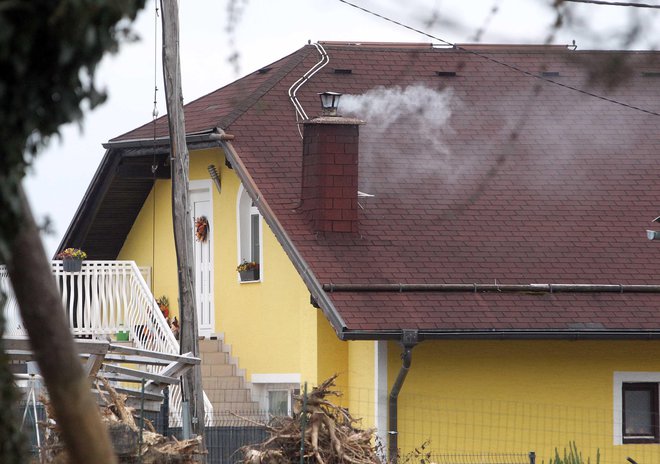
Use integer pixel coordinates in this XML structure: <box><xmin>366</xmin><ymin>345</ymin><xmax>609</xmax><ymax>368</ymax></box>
<box><xmin>118</xmin><ymin>147</ymin><xmax>348</xmax><ymax>386</ymax></box>
<box><xmin>347</xmin><ymin>341</ymin><xmax>376</xmax><ymax>428</ymax></box>
<box><xmin>391</xmin><ymin>340</ymin><xmax>660</xmax><ymax>463</ymax></box>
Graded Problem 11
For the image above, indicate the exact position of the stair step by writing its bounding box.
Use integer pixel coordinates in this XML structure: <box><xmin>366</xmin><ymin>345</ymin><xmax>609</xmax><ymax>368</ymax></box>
<box><xmin>199</xmin><ymin>339</ymin><xmax>222</xmax><ymax>353</ymax></box>
<box><xmin>206</xmin><ymin>388</ymin><xmax>250</xmax><ymax>403</ymax></box>
<box><xmin>198</xmin><ymin>334</ymin><xmax>261</xmax><ymax>412</ymax></box>
<box><xmin>203</xmin><ymin>376</ymin><xmax>243</xmax><ymax>390</ymax></box>
<box><xmin>210</xmin><ymin>364</ymin><xmax>235</xmax><ymax>377</ymax></box>
<box><xmin>201</xmin><ymin>351</ymin><xmax>229</xmax><ymax>364</ymax></box>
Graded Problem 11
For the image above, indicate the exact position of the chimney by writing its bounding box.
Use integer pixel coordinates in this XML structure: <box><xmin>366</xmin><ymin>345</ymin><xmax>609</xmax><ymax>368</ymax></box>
<box><xmin>301</xmin><ymin>92</ymin><xmax>364</xmax><ymax>234</ymax></box>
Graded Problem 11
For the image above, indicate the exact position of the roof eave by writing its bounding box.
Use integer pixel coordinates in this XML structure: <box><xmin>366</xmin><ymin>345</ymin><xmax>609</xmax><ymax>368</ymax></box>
<box><xmin>56</xmin><ymin>148</ymin><xmax>120</xmax><ymax>257</ymax></box>
<box><xmin>341</xmin><ymin>328</ymin><xmax>660</xmax><ymax>342</ymax></box>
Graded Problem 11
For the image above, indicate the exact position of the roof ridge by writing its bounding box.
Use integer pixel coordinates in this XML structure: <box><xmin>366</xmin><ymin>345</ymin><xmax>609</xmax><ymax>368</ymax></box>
<box><xmin>216</xmin><ymin>45</ymin><xmax>315</xmax><ymax>130</ymax></box>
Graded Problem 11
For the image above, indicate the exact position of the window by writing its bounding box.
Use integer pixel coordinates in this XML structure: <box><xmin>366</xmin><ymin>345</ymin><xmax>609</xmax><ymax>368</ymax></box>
<box><xmin>251</xmin><ymin>374</ymin><xmax>300</xmax><ymax>417</ymax></box>
<box><xmin>613</xmin><ymin>372</ymin><xmax>660</xmax><ymax>445</ymax></box>
<box><xmin>237</xmin><ymin>185</ymin><xmax>262</xmax><ymax>282</ymax></box>
<box><xmin>268</xmin><ymin>390</ymin><xmax>291</xmax><ymax>417</ymax></box>
<box><xmin>622</xmin><ymin>383</ymin><xmax>659</xmax><ymax>444</ymax></box>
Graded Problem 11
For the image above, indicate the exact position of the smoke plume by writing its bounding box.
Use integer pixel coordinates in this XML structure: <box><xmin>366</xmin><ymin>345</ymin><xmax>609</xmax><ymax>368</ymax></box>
<box><xmin>340</xmin><ymin>84</ymin><xmax>460</xmax><ymax>193</ymax></box>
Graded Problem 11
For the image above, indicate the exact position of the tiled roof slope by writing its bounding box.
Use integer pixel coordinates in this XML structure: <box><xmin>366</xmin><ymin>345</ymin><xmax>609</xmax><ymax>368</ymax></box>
<box><xmin>118</xmin><ymin>43</ymin><xmax>660</xmax><ymax>337</ymax></box>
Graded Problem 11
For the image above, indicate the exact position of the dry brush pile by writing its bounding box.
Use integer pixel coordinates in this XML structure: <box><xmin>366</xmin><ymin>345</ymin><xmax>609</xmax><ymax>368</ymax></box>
<box><xmin>38</xmin><ymin>378</ymin><xmax>202</xmax><ymax>463</ymax></box>
<box><xmin>241</xmin><ymin>375</ymin><xmax>382</xmax><ymax>464</ymax></box>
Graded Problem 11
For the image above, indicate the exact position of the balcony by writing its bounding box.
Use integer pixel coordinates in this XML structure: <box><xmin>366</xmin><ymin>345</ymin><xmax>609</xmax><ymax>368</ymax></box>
<box><xmin>1</xmin><ymin>260</ymin><xmax>212</xmax><ymax>424</ymax></box>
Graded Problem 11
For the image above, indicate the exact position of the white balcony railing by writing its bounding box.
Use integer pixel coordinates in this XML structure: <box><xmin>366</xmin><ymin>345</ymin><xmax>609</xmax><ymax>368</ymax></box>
<box><xmin>1</xmin><ymin>260</ymin><xmax>211</xmax><ymax>425</ymax></box>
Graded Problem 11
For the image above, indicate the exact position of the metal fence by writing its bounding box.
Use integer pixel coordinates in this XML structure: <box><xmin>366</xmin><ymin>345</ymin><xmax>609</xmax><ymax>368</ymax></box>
<box><xmin>145</xmin><ymin>409</ymin><xmax>269</xmax><ymax>463</ymax></box>
<box><xmin>429</xmin><ymin>453</ymin><xmax>536</xmax><ymax>464</ymax></box>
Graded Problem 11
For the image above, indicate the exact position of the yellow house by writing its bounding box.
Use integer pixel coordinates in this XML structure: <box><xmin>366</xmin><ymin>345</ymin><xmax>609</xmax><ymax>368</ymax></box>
<box><xmin>60</xmin><ymin>42</ymin><xmax>660</xmax><ymax>463</ymax></box>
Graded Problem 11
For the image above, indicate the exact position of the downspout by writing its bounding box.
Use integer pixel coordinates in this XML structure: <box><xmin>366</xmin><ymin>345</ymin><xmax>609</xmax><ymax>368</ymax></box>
<box><xmin>389</xmin><ymin>329</ymin><xmax>419</xmax><ymax>462</ymax></box>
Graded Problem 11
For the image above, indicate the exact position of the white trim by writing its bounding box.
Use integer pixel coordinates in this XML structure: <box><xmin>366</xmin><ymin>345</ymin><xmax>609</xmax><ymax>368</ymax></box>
<box><xmin>375</xmin><ymin>340</ymin><xmax>388</xmax><ymax>450</ymax></box>
<box><xmin>189</xmin><ymin>179</ymin><xmax>215</xmax><ymax>336</ymax></box>
<box><xmin>613</xmin><ymin>371</ymin><xmax>660</xmax><ymax>445</ymax></box>
<box><xmin>251</xmin><ymin>373</ymin><xmax>301</xmax><ymax>384</ymax></box>
<box><xmin>236</xmin><ymin>184</ymin><xmax>264</xmax><ymax>283</ymax></box>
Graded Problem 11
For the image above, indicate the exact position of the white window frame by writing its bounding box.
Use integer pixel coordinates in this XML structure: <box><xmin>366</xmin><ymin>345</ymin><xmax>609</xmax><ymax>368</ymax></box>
<box><xmin>236</xmin><ymin>184</ymin><xmax>263</xmax><ymax>283</ymax></box>
<box><xmin>613</xmin><ymin>371</ymin><xmax>660</xmax><ymax>445</ymax></box>
<box><xmin>251</xmin><ymin>373</ymin><xmax>300</xmax><ymax>416</ymax></box>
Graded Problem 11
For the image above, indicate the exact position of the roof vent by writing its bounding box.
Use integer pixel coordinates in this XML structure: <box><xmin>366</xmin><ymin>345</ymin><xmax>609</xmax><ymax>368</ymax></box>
<box><xmin>334</xmin><ymin>68</ymin><xmax>353</xmax><ymax>74</ymax></box>
<box><xmin>436</xmin><ymin>71</ymin><xmax>456</xmax><ymax>77</ymax></box>
<box><xmin>257</xmin><ymin>67</ymin><xmax>272</xmax><ymax>74</ymax></box>
<box><xmin>541</xmin><ymin>71</ymin><xmax>560</xmax><ymax>77</ymax></box>
<box><xmin>642</xmin><ymin>71</ymin><xmax>660</xmax><ymax>77</ymax></box>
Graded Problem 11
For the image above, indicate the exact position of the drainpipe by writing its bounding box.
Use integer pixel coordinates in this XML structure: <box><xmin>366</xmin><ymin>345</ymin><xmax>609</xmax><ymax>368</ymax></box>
<box><xmin>388</xmin><ymin>329</ymin><xmax>419</xmax><ymax>462</ymax></box>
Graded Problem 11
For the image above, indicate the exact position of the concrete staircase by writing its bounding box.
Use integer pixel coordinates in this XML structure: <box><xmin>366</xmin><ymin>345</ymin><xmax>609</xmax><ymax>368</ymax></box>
<box><xmin>199</xmin><ymin>336</ymin><xmax>260</xmax><ymax>414</ymax></box>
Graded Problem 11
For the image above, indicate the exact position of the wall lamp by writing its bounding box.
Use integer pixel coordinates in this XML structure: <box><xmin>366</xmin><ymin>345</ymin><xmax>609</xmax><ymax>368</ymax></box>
<box><xmin>319</xmin><ymin>91</ymin><xmax>342</xmax><ymax>117</ymax></box>
<box><xmin>208</xmin><ymin>165</ymin><xmax>221</xmax><ymax>194</ymax></box>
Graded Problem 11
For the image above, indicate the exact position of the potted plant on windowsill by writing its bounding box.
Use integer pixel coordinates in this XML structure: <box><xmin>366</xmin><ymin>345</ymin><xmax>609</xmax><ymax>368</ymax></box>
<box><xmin>237</xmin><ymin>261</ymin><xmax>259</xmax><ymax>282</ymax></box>
<box><xmin>57</xmin><ymin>247</ymin><xmax>87</xmax><ymax>272</ymax></box>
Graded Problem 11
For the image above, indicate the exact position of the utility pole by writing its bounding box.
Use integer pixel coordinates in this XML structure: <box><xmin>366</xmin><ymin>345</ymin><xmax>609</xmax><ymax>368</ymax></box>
<box><xmin>159</xmin><ymin>0</ymin><xmax>206</xmax><ymax>453</ymax></box>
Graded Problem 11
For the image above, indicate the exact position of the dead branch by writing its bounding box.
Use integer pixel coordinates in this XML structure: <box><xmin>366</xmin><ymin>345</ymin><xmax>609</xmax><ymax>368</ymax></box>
<box><xmin>240</xmin><ymin>375</ymin><xmax>380</xmax><ymax>464</ymax></box>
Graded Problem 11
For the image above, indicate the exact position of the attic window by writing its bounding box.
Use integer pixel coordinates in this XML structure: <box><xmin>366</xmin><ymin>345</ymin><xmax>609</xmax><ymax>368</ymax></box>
<box><xmin>436</xmin><ymin>71</ymin><xmax>456</xmax><ymax>77</ymax></box>
<box><xmin>257</xmin><ymin>67</ymin><xmax>272</xmax><ymax>74</ymax></box>
<box><xmin>541</xmin><ymin>71</ymin><xmax>560</xmax><ymax>77</ymax></box>
<box><xmin>334</xmin><ymin>68</ymin><xmax>352</xmax><ymax>74</ymax></box>
<box><xmin>642</xmin><ymin>72</ymin><xmax>660</xmax><ymax>78</ymax></box>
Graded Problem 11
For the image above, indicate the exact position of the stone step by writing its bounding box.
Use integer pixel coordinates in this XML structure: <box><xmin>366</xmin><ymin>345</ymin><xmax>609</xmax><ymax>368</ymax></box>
<box><xmin>202</xmin><ymin>376</ymin><xmax>244</xmax><ymax>390</ymax></box>
<box><xmin>201</xmin><ymin>351</ymin><xmax>229</xmax><ymax>365</ymax></box>
<box><xmin>199</xmin><ymin>338</ymin><xmax>222</xmax><ymax>353</ymax></box>
<box><xmin>197</xmin><ymin>335</ymin><xmax>261</xmax><ymax>412</ymax></box>
<box><xmin>205</xmin><ymin>388</ymin><xmax>250</xmax><ymax>403</ymax></box>
<box><xmin>209</xmin><ymin>363</ymin><xmax>235</xmax><ymax>377</ymax></box>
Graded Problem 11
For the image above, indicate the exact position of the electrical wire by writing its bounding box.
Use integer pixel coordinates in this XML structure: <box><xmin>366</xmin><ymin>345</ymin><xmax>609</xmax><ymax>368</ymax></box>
<box><xmin>337</xmin><ymin>0</ymin><xmax>660</xmax><ymax>118</ymax></box>
<box><xmin>563</xmin><ymin>0</ymin><xmax>660</xmax><ymax>9</ymax></box>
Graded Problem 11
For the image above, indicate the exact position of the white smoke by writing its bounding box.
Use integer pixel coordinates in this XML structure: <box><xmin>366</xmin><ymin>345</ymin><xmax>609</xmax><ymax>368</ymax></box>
<box><xmin>340</xmin><ymin>85</ymin><xmax>460</xmax><ymax>192</ymax></box>
<box><xmin>341</xmin><ymin>84</ymin><xmax>453</xmax><ymax>132</ymax></box>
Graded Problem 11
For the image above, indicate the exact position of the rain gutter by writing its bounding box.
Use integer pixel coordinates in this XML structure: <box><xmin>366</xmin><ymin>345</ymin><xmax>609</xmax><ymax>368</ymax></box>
<box><xmin>102</xmin><ymin>129</ymin><xmax>222</xmax><ymax>150</ymax></box>
<box><xmin>388</xmin><ymin>330</ymin><xmax>418</xmax><ymax>463</ymax></box>
<box><xmin>341</xmin><ymin>329</ymin><xmax>660</xmax><ymax>341</ymax></box>
<box><xmin>323</xmin><ymin>283</ymin><xmax>660</xmax><ymax>293</ymax></box>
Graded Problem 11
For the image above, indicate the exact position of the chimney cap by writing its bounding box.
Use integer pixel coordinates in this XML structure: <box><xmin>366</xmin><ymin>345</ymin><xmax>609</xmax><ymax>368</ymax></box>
<box><xmin>301</xmin><ymin>116</ymin><xmax>365</xmax><ymax>125</ymax></box>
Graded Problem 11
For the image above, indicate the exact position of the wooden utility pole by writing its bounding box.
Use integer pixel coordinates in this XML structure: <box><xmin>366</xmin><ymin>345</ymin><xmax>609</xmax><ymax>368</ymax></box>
<box><xmin>159</xmin><ymin>0</ymin><xmax>206</xmax><ymax>451</ymax></box>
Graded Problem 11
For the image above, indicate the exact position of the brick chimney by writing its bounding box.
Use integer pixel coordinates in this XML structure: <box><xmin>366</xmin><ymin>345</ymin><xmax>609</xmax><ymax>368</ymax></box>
<box><xmin>301</xmin><ymin>115</ymin><xmax>364</xmax><ymax>234</ymax></box>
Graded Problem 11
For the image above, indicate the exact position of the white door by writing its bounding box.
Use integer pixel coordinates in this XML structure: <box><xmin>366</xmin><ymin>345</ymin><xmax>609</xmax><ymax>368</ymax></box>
<box><xmin>190</xmin><ymin>181</ymin><xmax>214</xmax><ymax>337</ymax></box>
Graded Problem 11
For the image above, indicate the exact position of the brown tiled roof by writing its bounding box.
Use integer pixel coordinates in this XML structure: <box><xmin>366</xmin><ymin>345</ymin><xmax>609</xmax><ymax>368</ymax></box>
<box><xmin>107</xmin><ymin>43</ymin><xmax>660</xmax><ymax>338</ymax></box>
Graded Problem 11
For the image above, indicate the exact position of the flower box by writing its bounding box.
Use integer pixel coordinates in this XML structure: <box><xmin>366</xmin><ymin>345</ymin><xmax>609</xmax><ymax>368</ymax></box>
<box><xmin>62</xmin><ymin>258</ymin><xmax>83</xmax><ymax>272</ymax></box>
<box><xmin>239</xmin><ymin>268</ymin><xmax>259</xmax><ymax>282</ymax></box>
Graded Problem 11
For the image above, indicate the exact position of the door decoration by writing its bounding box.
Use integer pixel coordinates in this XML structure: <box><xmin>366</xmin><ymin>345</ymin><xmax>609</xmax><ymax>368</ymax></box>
<box><xmin>194</xmin><ymin>216</ymin><xmax>209</xmax><ymax>242</ymax></box>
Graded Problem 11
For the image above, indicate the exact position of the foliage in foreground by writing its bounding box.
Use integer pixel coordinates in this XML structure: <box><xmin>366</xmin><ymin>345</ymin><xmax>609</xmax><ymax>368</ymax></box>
<box><xmin>546</xmin><ymin>442</ymin><xmax>600</xmax><ymax>464</ymax></box>
<box><xmin>0</xmin><ymin>0</ymin><xmax>145</xmax><ymax>257</ymax></box>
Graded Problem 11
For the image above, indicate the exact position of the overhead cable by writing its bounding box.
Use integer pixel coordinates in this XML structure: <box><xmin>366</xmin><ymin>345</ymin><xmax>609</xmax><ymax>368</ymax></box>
<box><xmin>337</xmin><ymin>0</ymin><xmax>660</xmax><ymax>118</ymax></box>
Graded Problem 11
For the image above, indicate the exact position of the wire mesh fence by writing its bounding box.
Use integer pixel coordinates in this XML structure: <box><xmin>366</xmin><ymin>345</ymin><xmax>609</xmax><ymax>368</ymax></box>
<box><xmin>330</xmin><ymin>382</ymin><xmax>657</xmax><ymax>464</ymax></box>
<box><xmin>16</xmin><ymin>384</ymin><xmax>660</xmax><ymax>464</ymax></box>
<box><xmin>429</xmin><ymin>453</ymin><xmax>535</xmax><ymax>464</ymax></box>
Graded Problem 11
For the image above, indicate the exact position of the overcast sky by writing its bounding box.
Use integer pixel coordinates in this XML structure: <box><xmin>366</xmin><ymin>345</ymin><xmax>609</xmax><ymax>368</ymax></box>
<box><xmin>24</xmin><ymin>0</ymin><xmax>660</xmax><ymax>256</ymax></box>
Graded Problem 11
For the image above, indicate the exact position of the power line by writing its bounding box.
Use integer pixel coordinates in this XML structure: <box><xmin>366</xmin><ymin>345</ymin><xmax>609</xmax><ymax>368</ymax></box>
<box><xmin>337</xmin><ymin>0</ymin><xmax>660</xmax><ymax>118</ymax></box>
<box><xmin>564</xmin><ymin>0</ymin><xmax>660</xmax><ymax>9</ymax></box>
